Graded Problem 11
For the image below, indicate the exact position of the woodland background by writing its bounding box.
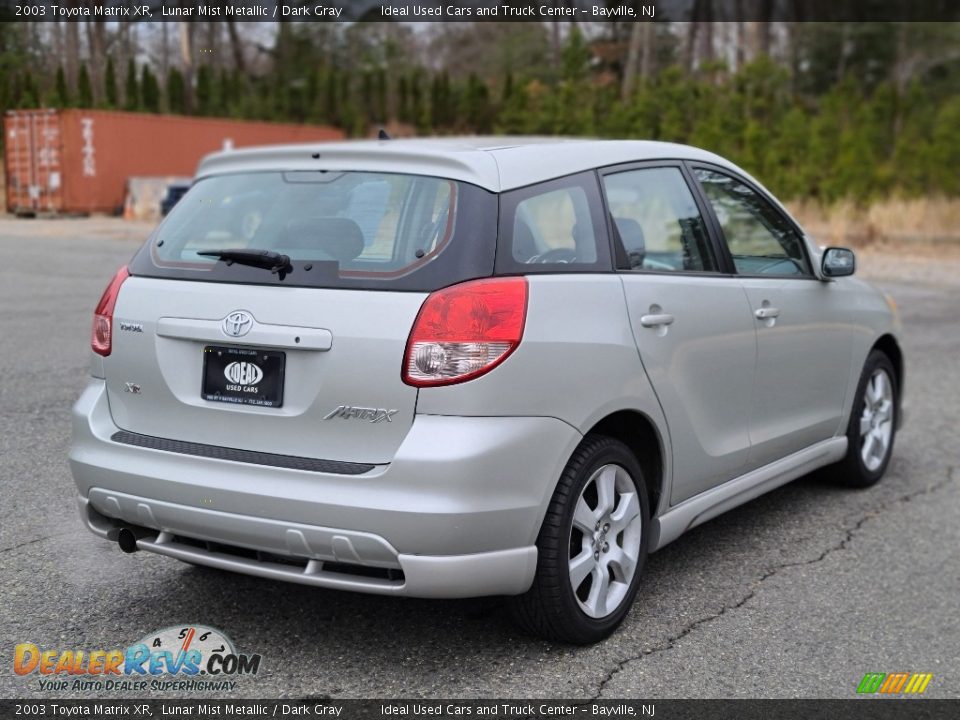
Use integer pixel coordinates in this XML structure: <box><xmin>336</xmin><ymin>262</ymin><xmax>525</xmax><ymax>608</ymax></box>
<box><xmin>1</xmin><ymin>9</ymin><xmax>959</xmax><ymax>240</ymax></box>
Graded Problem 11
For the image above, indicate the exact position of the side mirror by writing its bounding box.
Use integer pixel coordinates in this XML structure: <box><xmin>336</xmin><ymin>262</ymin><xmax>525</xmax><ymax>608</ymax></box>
<box><xmin>822</xmin><ymin>247</ymin><xmax>855</xmax><ymax>278</ymax></box>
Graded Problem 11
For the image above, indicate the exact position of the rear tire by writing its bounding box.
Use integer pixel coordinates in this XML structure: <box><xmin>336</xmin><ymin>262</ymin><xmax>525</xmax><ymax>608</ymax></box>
<box><xmin>828</xmin><ymin>350</ymin><xmax>898</xmax><ymax>488</ymax></box>
<box><xmin>509</xmin><ymin>434</ymin><xmax>650</xmax><ymax>644</ymax></box>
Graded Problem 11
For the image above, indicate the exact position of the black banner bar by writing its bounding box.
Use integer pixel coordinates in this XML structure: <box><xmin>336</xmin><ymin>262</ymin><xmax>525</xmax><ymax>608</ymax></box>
<box><xmin>2</xmin><ymin>700</ymin><xmax>960</xmax><ymax>720</ymax></box>
<box><xmin>2</xmin><ymin>0</ymin><xmax>960</xmax><ymax>23</ymax></box>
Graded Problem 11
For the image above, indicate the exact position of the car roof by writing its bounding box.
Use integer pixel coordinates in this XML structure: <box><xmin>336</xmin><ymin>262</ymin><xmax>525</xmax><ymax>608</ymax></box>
<box><xmin>194</xmin><ymin>137</ymin><xmax>747</xmax><ymax>192</ymax></box>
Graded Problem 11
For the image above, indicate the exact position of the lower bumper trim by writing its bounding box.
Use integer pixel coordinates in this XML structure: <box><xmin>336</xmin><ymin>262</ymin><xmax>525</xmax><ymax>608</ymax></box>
<box><xmin>110</xmin><ymin>430</ymin><xmax>376</xmax><ymax>475</ymax></box>
<box><xmin>79</xmin><ymin>495</ymin><xmax>538</xmax><ymax>599</ymax></box>
<box><xmin>139</xmin><ymin>533</ymin><xmax>536</xmax><ymax>598</ymax></box>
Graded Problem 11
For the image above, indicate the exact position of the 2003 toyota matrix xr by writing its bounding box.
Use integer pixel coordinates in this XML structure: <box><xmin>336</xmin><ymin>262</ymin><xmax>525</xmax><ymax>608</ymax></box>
<box><xmin>70</xmin><ymin>137</ymin><xmax>903</xmax><ymax>643</ymax></box>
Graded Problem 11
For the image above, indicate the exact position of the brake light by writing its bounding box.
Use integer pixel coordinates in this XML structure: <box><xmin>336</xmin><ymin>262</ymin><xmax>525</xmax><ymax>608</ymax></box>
<box><xmin>91</xmin><ymin>266</ymin><xmax>130</xmax><ymax>357</ymax></box>
<box><xmin>403</xmin><ymin>277</ymin><xmax>528</xmax><ymax>387</ymax></box>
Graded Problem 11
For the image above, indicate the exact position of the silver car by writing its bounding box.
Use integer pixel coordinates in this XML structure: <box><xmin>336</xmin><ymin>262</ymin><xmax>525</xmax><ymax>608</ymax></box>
<box><xmin>71</xmin><ymin>138</ymin><xmax>903</xmax><ymax>644</ymax></box>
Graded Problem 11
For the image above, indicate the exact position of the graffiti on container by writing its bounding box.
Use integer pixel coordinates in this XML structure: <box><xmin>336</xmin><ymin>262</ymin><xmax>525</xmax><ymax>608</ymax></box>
<box><xmin>38</xmin><ymin>128</ymin><xmax>60</xmax><ymax>169</ymax></box>
<box><xmin>81</xmin><ymin>118</ymin><xmax>96</xmax><ymax>177</ymax></box>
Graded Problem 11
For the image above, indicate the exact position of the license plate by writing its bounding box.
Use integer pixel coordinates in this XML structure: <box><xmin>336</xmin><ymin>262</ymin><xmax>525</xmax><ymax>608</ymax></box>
<box><xmin>202</xmin><ymin>345</ymin><xmax>285</xmax><ymax>408</ymax></box>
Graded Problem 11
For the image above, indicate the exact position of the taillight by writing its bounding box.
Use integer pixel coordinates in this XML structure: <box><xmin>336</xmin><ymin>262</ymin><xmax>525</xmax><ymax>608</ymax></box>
<box><xmin>403</xmin><ymin>277</ymin><xmax>528</xmax><ymax>387</ymax></box>
<box><xmin>91</xmin><ymin>266</ymin><xmax>130</xmax><ymax>357</ymax></box>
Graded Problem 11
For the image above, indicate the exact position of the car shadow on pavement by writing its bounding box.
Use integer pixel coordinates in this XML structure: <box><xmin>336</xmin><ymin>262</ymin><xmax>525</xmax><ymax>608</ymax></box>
<box><xmin>129</xmin><ymin>457</ymin><xmax>910</xmax><ymax>693</ymax></box>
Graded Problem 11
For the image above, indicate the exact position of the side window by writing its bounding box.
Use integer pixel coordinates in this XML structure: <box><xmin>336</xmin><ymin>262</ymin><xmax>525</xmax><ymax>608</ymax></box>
<box><xmin>602</xmin><ymin>167</ymin><xmax>718</xmax><ymax>273</ymax></box>
<box><xmin>693</xmin><ymin>168</ymin><xmax>811</xmax><ymax>276</ymax></box>
<box><xmin>498</xmin><ymin>173</ymin><xmax>610</xmax><ymax>273</ymax></box>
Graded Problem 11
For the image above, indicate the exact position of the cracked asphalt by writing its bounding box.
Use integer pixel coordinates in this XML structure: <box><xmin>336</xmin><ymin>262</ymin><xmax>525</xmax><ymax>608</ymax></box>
<box><xmin>0</xmin><ymin>219</ymin><xmax>957</xmax><ymax>699</ymax></box>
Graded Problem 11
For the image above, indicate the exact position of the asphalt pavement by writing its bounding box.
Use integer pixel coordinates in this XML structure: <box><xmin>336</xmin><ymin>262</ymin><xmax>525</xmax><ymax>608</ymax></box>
<box><xmin>0</xmin><ymin>219</ymin><xmax>957</xmax><ymax>699</ymax></box>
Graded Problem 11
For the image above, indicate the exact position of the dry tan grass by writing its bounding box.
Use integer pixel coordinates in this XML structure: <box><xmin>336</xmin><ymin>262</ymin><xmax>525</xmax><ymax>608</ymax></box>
<box><xmin>788</xmin><ymin>197</ymin><xmax>960</xmax><ymax>252</ymax></box>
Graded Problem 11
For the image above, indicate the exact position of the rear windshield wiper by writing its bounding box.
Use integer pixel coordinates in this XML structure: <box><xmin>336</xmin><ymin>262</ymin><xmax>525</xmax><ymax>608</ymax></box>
<box><xmin>196</xmin><ymin>248</ymin><xmax>293</xmax><ymax>281</ymax></box>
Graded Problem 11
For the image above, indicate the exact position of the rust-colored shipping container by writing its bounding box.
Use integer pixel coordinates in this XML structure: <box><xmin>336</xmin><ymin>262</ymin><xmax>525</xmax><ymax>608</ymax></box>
<box><xmin>4</xmin><ymin>109</ymin><xmax>345</xmax><ymax>215</ymax></box>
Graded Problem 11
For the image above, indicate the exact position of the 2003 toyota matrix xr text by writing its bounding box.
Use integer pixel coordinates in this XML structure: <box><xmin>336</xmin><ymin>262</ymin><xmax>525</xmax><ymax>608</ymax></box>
<box><xmin>70</xmin><ymin>137</ymin><xmax>903</xmax><ymax>643</ymax></box>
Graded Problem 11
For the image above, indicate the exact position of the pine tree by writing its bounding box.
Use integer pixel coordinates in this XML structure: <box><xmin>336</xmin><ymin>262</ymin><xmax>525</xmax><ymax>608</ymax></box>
<box><xmin>324</xmin><ymin>67</ymin><xmax>340</xmax><ymax>126</ymax></box>
<box><xmin>0</xmin><ymin>72</ymin><xmax>10</xmax><ymax>115</ymax></box>
<box><xmin>196</xmin><ymin>65</ymin><xmax>212</xmax><ymax>116</ymax></box>
<box><xmin>429</xmin><ymin>75</ymin><xmax>442</xmax><ymax>129</ymax></box>
<box><xmin>397</xmin><ymin>76</ymin><xmax>410</xmax><ymax>125</ymax></box>
<box><xmin>410</xmin><ymin>73</ymin><xmax>430</xmax><ymax>135</ymax></box>
<box><xmin>461</xmin><ymin>74</ymin><xmax>491</xmax><ymax>133</ymax></box>
<box><xmin>305</xmin><ymin>66</ymin><xmax>320</xmax><ymax>121</ymax></box>
<box><xmin>166</xmin><ymin>68</ymin><xmax>186</xmax><ymax>114</ymax></box>
<box><xmin>767</xmin><ymin>105</ymin><xmax>810</xmax><ymax>199</ymax></box>
<box><xmin>104</xmin><ymin>56</ymin><xmax>117</xmax><ymax>108</ymax></box>
<box><xmin>361</xmin><ymin>71</ymin><xmax>375</xmax><ymax>126</ymax></box>
<box><xmin>930</xmin><ymin>96</ymin><xmax>960</xmax><ymax>196</ymax></box>
<box><xmin>141</xmin><ymin>65</ymin><xmax>161</xmax><ymax>113</ymax></box>
<box><xmin>375</xmin><ymin>69</ymin><xmax>388</xmax><ymax>125</ymax></box>
<box><xmin>20</xmin><ymin>70</ymin><xmax>38</xmax><ymax>108</ymax></box>
<box><xmin>219</xmin><ymin>69</ymin><xmax>235</xmax><ymax>118</ymax></box>
<box><xmin>55</xmin><ymin>66</ymin><xmax>70</xmax><ymax>107</ymax></box>
<box><xmin>124</xmin><ymin>60</ymin><xmax>139</xmax><ymax>111</ymax></box>
<box><xmin>77</xmin><ymin>63</ymin><xmax>93</xmax><ymax>108</ymax></box>
<box><xmin>495</xmin><ymin>72</ymin><xmax>530</xmax><ymax>134</ymax></box>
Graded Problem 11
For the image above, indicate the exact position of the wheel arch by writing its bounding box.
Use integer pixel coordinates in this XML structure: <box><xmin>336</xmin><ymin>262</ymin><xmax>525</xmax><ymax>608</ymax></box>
<box><xmin>585</xmin><ymin>410</ymin><xmax>666</xmax><ymax>517</ymax></box>
<box><xmin>872</xmin><ymin>333</ymin><xmax>904</xmax><ymax>423</ymax></box>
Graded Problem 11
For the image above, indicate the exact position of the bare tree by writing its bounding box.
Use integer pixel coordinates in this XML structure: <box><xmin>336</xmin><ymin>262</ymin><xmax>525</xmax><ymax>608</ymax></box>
<box><xmin>892</xmin><ymin>24</ymin><xmax>960</xmax><ymax>95</ymax></box>
<box><xmin>179</xmin><ymin>20</ymin><xmax>195</xmax><ymax>112</ymax></box>
<box><xmin>85</xmin><ymin>16</ymin><xmax>108</xmax><ymax>103</ymax></box>
<box><xmin>160</xmin><ymin>22</ymin><xmax>171</xmax><ymax>79</ymax></box>
<box><xmin>622</xmin><ymin>19</ymin><xmax>656</xmax><ymax>99</ymax></box>
<box><xmin>621</xmin><ymin>21</ymin><xmax>643</xmax><ymax>100</ymax></box>
<box><xmin>698</xmin><ymin>12</ymin><xmax>715</xmax><ymax>66</ymax></box>
<box><xmin>65</xmin><ymin>5</ymin><xmax>81</xmax><ymax>91</ymax></box>
<box><xmin>225</xmin><ymin>17</ymin><xmax>247</xmax><ymax>75</ymax></box>
<box><xmin>50</xmin><ymin>22</ymin><xmax>64</xmax><ymax>75</ymax></box>
<box><xmin>685</xmin><ymin>0</ymin><xmax>715</xmax><ymax>73</ymax></box>
<box><xmin>204</xmin><ymin>11</ymin><xmax>221</xmax><ymax>71</ymax></box>
<box><xmin>640</xmin><ymin>22</ymin><xmax>654</xmax><ymax>82</ymax></box>
<box><xmin>747</xmin><ymin>0</ymin><xmax>774</xmax><ymax>60</ymax></box>
<box><xmin>734</xmin><ymin>0</ymin><xmax>746</xmax><ymax>70</ymax></box>
<box><xmin>114</xmin><ymin>20</ymin><xmax>138</xmax><ymax>107</ymax></box>
<box><xmin>550</xmin><ymin>20</ymin><xmax>561</xmax><ymax>79</ymax></box>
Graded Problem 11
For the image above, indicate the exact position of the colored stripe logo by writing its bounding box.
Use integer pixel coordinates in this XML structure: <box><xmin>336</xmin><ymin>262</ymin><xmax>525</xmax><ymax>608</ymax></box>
<box><xmin>857</xmin><ymin>672</ymin><xmax>932</xmax><ymax>694</ymax></box>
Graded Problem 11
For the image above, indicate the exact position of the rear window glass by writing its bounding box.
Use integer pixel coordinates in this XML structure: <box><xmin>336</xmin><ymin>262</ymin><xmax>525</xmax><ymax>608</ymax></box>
<box><xmin>131</xmin><ymin>171</ymin><xmax>496</xmax><ymax>291</ymax></box>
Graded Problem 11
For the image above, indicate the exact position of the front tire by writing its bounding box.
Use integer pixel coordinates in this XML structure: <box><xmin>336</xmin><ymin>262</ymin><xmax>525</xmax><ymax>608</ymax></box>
<box><xmin>830</xmin><ymin>350</ymin><xmax>898</xmax><ymax>488</ymax></box>
<box><xmin>510</xmin><ymin>434</ymin><xmax>650</xmax><ymax>644</ymax></box>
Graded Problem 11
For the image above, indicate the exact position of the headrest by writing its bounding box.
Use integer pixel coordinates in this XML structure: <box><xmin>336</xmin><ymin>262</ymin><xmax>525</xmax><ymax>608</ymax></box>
<box><xmin>613</xmin><ymin>217</ymin><xmax>645</xmax><ymax>254</ymax></box>
<box><xmin>282</xmin><ymin>217</ymin><xmax>365</xmax><ymax>262</ymax></box>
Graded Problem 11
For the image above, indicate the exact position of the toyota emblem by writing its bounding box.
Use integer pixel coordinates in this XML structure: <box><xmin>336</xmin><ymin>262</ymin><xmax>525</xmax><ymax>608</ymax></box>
<box><xmin>222</xmin><ymin>311</ymin><xmax>254</xmax><ymax>338</ymax></box>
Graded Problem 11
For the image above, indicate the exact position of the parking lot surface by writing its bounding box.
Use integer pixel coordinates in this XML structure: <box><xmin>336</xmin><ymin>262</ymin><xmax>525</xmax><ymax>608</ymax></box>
<box><xmin>0</xmin><ymin>218</ymin><xmax>957</xmax><ymax>699</ymax></box>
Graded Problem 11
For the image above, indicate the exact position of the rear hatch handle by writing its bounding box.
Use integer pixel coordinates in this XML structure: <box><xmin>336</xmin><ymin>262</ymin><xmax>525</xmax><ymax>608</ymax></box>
<box><xmin>157</xmin><ymin>317</ymin><xmax>333</xmax><ymax>351</ymax></box>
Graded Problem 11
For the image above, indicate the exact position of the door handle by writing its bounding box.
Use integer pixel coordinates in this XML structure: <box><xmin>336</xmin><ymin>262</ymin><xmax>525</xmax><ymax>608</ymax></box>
<box><xmin>640</xmin><ymin>313</ymin><xmax>675</xmax><ymax>328</ymax></box>
<box><xmin>754</xmin><ymin>307</ymin><xmax>780</xmax><ymax>320</ymax></box>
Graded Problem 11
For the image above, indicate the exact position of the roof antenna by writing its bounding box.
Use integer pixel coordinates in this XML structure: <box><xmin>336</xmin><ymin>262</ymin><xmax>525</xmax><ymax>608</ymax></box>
<box><xmin>378</xmin><ymin>128</ymin><xmax>391</xmax><ymax>140</ymax></box>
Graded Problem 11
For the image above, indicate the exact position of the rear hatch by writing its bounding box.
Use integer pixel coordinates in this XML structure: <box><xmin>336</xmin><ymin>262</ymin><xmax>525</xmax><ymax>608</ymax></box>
<box><xmin>108</xmin><ymin>169</ymin><xmax>496</xmax><ymax>465</ymax></box>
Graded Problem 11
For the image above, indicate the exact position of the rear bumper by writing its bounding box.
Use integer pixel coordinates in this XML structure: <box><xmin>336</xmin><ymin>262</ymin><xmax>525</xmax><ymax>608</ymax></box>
<box><xmin>70</xmin><ymin>380</ymin><xmax>581</xmax><ymax>598</ymax></box>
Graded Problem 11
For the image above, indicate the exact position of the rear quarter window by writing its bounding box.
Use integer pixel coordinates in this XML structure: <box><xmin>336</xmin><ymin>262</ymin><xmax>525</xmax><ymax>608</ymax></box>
<box><xmin>496</xmin><ymin>172</ymin><xmax>612</xmax><ymax>274</ymax></box>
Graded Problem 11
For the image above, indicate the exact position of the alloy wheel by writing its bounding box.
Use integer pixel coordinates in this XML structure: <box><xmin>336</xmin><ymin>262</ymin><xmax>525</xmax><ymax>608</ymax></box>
<box><xmin>568</xmin><ymin>464</ymin><xmax>643</xmax><ymax>619</ymax></box>
<box><xmin>859</xmin><ymin>368</ymin><xmax>894</xmax><ymax>472</ymax></box>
